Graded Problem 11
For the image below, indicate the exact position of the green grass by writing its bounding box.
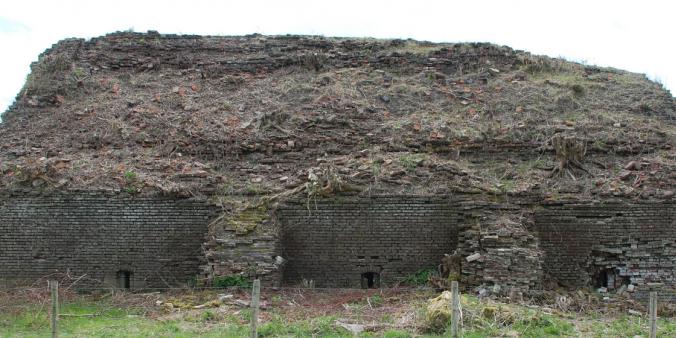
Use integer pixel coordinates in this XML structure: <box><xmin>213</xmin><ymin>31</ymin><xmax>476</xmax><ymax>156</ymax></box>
<box><xmin>381</xmin><ymin>330</ymin><xmax>411</xmax><ymax>338</ymax></box>
<box><xmin>398</xmin><ymin>153</ymin><xmax>427</xmax><ymax>172</ymax></box>
<box><xmin>400</xmin><ymin>268</ymin><xmax>437</xmax><ymax>286</ymax></box>
<box><xmin>2</xmin><ymin>294</ymin><xmax>675</xmax><ymax>337</ymax></box>
<box><xmin>0</xmin><ymin>302</ymin><xmax>347</xmax><ymax>338</ymax></box>
<box><xmin>0</xmin><ymin>302</ymin><xmax>220</xmax><ymax>338</ymax></box>
<box><xmin>123</xmin><ymin>171</ymin><xmax>137</xmax><ymax>181</ymax></box>
<box><xmin>212</xmin><ymin>274</ymin><xmax>251</xmax><ymax>288</ymax></box>
<box><xmin>584</xmin><ymin>314</ymin><xmax>676</xmax><ymax>338</ymax></box>
<box><xmin>258</xmin><ymin>315</ymin><xmax>347</xmax><ymax>337</ymax></box>
<box><xmin>510</xmin><ymin>313</ymin><xmax>575</xmax><ymax>337</ymax></box>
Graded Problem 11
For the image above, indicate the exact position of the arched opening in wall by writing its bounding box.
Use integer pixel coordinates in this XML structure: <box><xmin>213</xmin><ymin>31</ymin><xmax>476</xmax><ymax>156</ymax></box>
<box><xmin>361</xmin><ymin>272</ymin><xmax>380</xmax><ymax>289</ymax></box>
<box><xmin>116</xmin><ymin>270</ymin><xmax>132</xmax><ymax>289</ymax></box>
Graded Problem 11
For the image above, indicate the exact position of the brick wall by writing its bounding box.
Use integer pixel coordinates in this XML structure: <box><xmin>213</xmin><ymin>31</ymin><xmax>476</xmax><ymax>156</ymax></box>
<box><xmin>535</xmin><ymin>202</ymin><xmax>675</xmax><ymax>301</ymax></box>
<box><xmin>0</xmin><ymin>193</ymin><xmax>215</xmax><ymax>289</ymax></box>
<box><xmin>278</xmin><ymin>196</ymin><xmax>460</xmax><ymax>288</ymax></box>
<box><xmin>1</xmin><ymin>191</ymin><xmax>673</xmax><ymax>301</ymax></box>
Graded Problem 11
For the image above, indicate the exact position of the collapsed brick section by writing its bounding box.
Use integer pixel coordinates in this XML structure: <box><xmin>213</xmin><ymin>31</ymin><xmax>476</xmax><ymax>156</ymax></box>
<box><xmin>535</xmin><ymin>201</ymin><xmax>675</xmax><ymax>301</ymax></box>
<box><xmin>202</xmin><ymin>205</ymin><xmax>281</xmax><ymax>285</ymax></box>
<box><xmin>278</xmin><ymin>196</ymin><xmax>460</xmax><ymax>288</ymax></box>
<box><xmin>456</xmin><ymin>201</ymin><xmax>543</xmax><ymax>295</ymax></box>
<box><xmin>0</xmin><ymin>193</ymin><xmax>215</xmax><ymax>288</ymax></box>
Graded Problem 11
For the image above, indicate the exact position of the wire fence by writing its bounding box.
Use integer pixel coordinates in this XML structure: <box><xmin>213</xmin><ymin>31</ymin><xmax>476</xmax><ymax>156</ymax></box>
<box><xmin>0</xmin><ymin>277</ymin><xmax>442</xmax><ymax>337</ymax></box>
<box><xmin>0</xmin><ymin>274</ymin><xmax>435</xmax><ymax>313</ymax></box>
<box><xmin>0</xmin><ymin>276</ymin><xmax>667</xmax><ymax>338</ymax></box>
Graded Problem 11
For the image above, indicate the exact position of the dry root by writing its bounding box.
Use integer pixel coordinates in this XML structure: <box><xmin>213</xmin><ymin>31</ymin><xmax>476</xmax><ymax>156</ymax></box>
<box><xmin>549</xmin><ymin>134</ymin><xmax>589</xmax><ymax>179</ymax></box>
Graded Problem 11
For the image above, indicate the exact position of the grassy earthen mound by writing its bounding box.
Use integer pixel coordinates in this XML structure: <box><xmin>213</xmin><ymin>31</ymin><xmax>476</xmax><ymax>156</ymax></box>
<box><xmin>0</xmin><ymin>32</ymin><xmax>673</xmax><ymax>206</ymax></box>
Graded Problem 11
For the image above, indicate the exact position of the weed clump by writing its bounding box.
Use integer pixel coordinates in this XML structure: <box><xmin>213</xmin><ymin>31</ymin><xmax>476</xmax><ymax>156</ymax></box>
<box><xmin>401</xmin><ymin>268</ymin><xmax>437</xmax><ymax>286</ymax></box>
<box><xmin>399</xmin><ymin>153</ymin><xmax>427</xmax><ymax>172</ymax></box>
<box><xmin>212</xmin><ymin>274</ymin><xmax>251</xmax><ymax>288</ymax></box>
<box><xmin>570</xmin><ymin>83</ymin><xmax>585</xmax><ymax>97</ymax></box>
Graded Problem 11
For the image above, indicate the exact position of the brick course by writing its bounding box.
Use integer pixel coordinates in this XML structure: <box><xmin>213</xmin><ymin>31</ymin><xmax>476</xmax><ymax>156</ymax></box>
<box><xmin>0</xmin><ymin>193</ymin><xmax>215</xmax><ymax>288</ymax></box>
<box><xmin>278</xmin><ymin>196</ymin><xmax>460</xmax><ymax>288</ymax></box>
<box><xmin>1</xmin><ymin>192</ymin><xmax>673</xmax><ymax>302</ymax></box>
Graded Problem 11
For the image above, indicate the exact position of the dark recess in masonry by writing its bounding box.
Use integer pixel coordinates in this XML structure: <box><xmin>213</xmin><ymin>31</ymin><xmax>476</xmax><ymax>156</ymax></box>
<box><xmin>361</xmin><ymin>272</ymin><xmax>380</xmax><ymax>289</ymax></box>
<box><xmin>116</xmin><ymin>270</ymin><xmax>132</xmax><ymax>289</ymax></box>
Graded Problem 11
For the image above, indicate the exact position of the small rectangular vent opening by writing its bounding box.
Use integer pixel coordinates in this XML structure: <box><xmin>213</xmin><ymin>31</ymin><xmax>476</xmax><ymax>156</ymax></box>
<box><xmin>116</xmin><ymin>270</ymin><xmax>132</xmax><ymax>289</ymax></box>
<box><xmin>361</xmin><ymin>272</ymin><xmax>380</xmax><ymax>289</ymax></box>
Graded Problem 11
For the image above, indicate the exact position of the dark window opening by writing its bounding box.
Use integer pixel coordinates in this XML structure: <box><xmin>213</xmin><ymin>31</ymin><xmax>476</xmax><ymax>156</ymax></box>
<box><xmin>595</xmin><ymin>269</ymin><xmax>608</xmax><ymax>288</ymax></box>
<box><xmin>370</xmin><ymin>256</ymin><xmax>380</xmax><ymax>259</ymax></box>
<box><xmin>361</xmin><ymin>272</ymin><xmax>379</xmax><ymax>289</ymax></box>
<box><xmin>116</xmin><ymin>270</ymin><xmax>132</xmax><ymax>289</ymax></box>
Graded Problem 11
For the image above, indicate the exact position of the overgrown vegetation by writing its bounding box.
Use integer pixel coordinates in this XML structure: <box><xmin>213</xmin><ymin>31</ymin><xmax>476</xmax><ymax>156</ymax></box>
<box><xmin>3</xmin><ymin>33</ymin><xmax>672</xmax><ymax>202</ymax></box>
<box><xmin>24</xmin><ymin>53</ymin><xmax>72</xmax><ymax>97</ymax></box>
<box><xmin>1</xmin><ymin>289</ymin><xmax>674</xmax><ymax>337</ymax></box>
<box><xmin>212</xmin><ymin>274</ymin><xmax>251</xmax><ymax>288</ymax></box>
<box><xmin>401</xmin><ymin>268</ymin><xmax>437</xmax><ymax>286</ymax></box>
<box><xmin>122</xmin><ymin>170</ymin><xmax>140</xmax><ymax>194</ymax></box>
<box><xmin>398</xmin><ymin>153</ymin><xmax>427</xmax><ymax>172</ymax></box>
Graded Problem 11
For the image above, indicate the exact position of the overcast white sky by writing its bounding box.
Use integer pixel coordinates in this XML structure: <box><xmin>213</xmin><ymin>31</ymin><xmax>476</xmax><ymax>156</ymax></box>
<box><xmin>0</xmin><ymin>0</ymin><xmax>674</xmax><ymax>113</ymax></box>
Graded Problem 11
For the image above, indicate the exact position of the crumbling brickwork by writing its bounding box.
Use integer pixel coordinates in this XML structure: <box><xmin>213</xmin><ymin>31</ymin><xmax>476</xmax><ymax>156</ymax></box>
<box><xmin>455</xmin><ymin>201</ymin><xmax>543</xmax><ymax>295</ymax></box>
<box><xmin>535</xmin><ymin>201</ymin><xmax>675</xmax><ymax>301</ymax></box>
<box><xmin>0</xmin><ymin>192</ymin><xmax>215</xmax><ymax>288</ymax></box>
<box><xmin>202</xmin><ymin>205</ymin><xmax>281</xmax><ymax>285</ymax></box>
<box><xmin>278</xmin><ymin>196</ymin><xmax>460</xmax><ymax>288</ymax></box>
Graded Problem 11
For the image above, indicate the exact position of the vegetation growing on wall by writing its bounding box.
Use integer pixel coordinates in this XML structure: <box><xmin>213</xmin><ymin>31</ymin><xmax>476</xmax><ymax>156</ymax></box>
<box><xmin>0</xmin><ymin>32</ymin><xmax>673</xmax><ymax>288</ymax></box>
<box><xmin>212</xmin><ymin>274</ymin><xmax>251</xmax><ymax>288</ymax></box>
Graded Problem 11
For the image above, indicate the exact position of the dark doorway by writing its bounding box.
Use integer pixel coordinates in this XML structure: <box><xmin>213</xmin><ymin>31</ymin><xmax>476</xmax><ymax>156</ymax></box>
<box><xmin>595</xmin><ymin>269</ymin><xmax>608</xmax><ymax>288</ymax></box>
<box><xmin>116</xmin><ymin>270</ymin><xmax>132</xmax><ymax>289</ymax></box>
<box><xmin>361</xmin><ymin>272</ymin><xmax>380</xmax><ymax>289</ymax></box>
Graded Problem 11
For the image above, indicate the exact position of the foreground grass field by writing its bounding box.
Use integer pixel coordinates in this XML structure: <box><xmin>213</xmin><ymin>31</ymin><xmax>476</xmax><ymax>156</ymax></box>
<box><xmin>1</xmin><ymin>288</ymin><xmax>674</xmax><ymax>337</ymax></box>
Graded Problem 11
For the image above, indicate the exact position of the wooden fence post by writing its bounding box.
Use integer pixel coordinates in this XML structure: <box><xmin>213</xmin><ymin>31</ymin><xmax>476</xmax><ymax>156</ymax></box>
<box><xmin>251</xmin><ymin>279</ymin><xmax>261</xmax><ymax>338</ymax></box>
<box><xmin>451</xmin><ymin>281</ymin><xmax>460</xmax><ymax>337</ymax></box>
<box><xmin>649</xmin><ymin>291</ymin><xmax>657</xmax><ymax>338</ymax></box>
<box><xmin>49</xmin><ymin>280</ymin><xmax>59</xmax><ymax>338</ymax></box>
